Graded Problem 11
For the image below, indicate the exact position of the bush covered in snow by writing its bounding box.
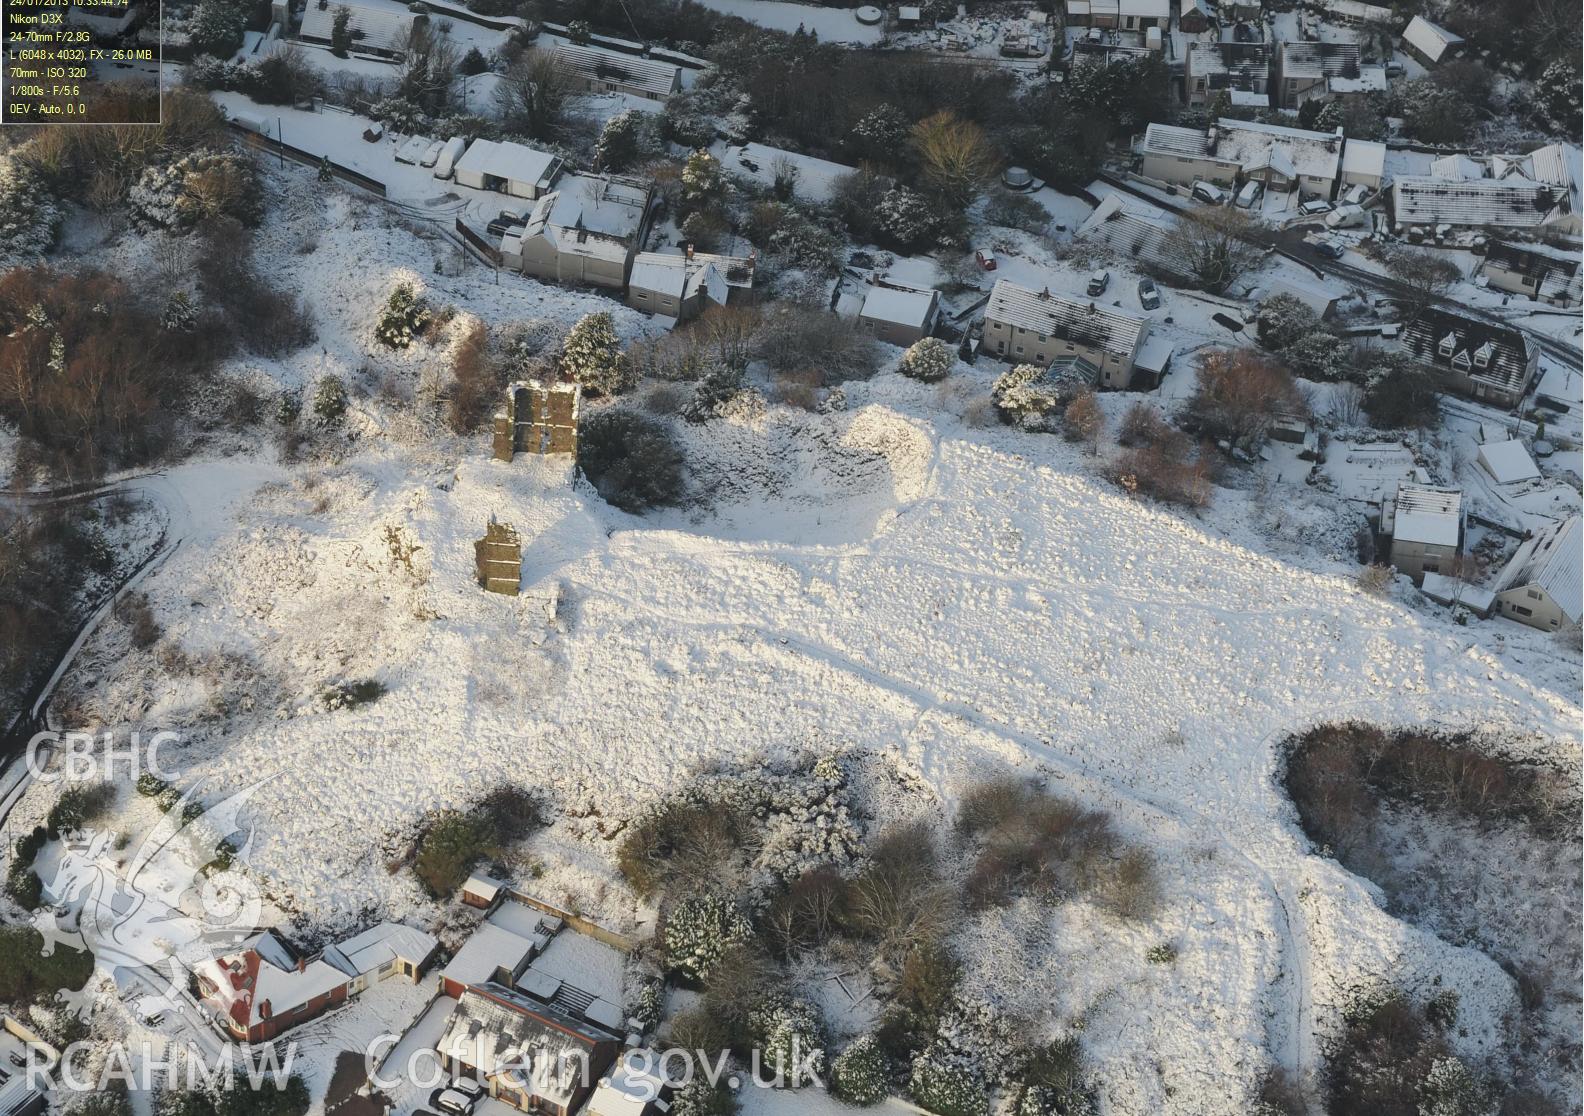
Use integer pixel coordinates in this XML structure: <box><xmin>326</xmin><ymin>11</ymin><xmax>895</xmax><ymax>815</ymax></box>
<box><xmin>188</xmin><ymin>0</ymin><xmax>246</xmax><ymax>57</ymax></box>
<box><xmin>991</xmin><ymin>364</ymin><xmax>1089</xmax><ymax>429</ymax></box>
<box><xmin>831</xmin><ymin>1034</ymin><xmax>891</xmax><ymax>1106</ymax></box>
<box><xmin>312</xmin><ymin>376</ymin><xmax>349</xmax><ymax>428</ymax></box>
<box><xmin>899</xmin><ymin>337</ymin><xmax>953</xmax><ymax>383</ymax></box>
<box><xmin>662</xmin><ymin>894</ymin><xmax>754</xmax><ymax>982</ymax></box>
<box><xmin>375</xmin><ymin>282</ymin><xmax>431</xmax><ymax>349</ymax></box>
<box><xmin>750</xmin><ymin>999</ymin><xmax>826</xmax><ymax>1087</ymax></box>
<box><xmin>666</xmin><ymin>1078</ymin><xmax>737</xmax><ymax>1116</ymax></box>
<box><xmin>0</xmin><ymin>156</ymin><xmax>61</xmax><ymax>265</ymax></box>
<box><xmin>127</xmin><ymin>151</ymin><xmax>263</xmax><ymax>230</ymax></box>
<box><xmin>909</xmin><ymin>1051</ymin><xmax>989</xmax><ymax>1116</ymax></box>
<box><xmin>561</xmin><ymin>311</ymin><xmax>633</xmax><ymax>397</ymax></box>
<box><xmin>578</xmin><ymin>410</ymin><xmax>686</xmax><ymax>512</ymax></box>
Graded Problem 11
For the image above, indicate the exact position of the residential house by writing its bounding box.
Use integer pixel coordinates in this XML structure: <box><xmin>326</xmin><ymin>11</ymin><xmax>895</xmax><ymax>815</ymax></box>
<box><xmin>1491</xmin><ymin>516</ymin><xmax>1581</xmax><ymax>632</ymax></box>
<box><xmin>625</xmin><ymin>248</ymin><xmax>755</xmax><ymax>322</ymax></box>
<box><xmin>1263</xmin><ymin>274</ymin><xmax>1346</xmax><ymax>318</ymax></box>
<box><xmin>1379</xmin><ymin>482</ymin><xmax>1463</xmax><ymax>582</ymax></box>
<box><xmin>196</xmin><ymin>924</ymin><xmax>438</xmax><ymax>1043</ymax></box>
<box><xmin>1117</xmin><ymin>0</ymin><xmax>1170</xmax><ymax>30</ymax></box>
<box><xmin>550</xmin><ymin>42</ymin><xmax>681</xmax><ymax>100</ymax></box>
<box><xmin>1139</xmin><ymin>118</ymin><xmax>1344</xmax><ymax>197</ymax></box>
<box><xmin>299</xmin><ymin>0</ymin><xmax>414</xmax><ymax>56</ymax></box>
<box><xmin>1275</xmin><ymin>41</ymin><xmax>1362</xmax><ymax>109</ymax></box>
<box><xmin>1318</xmin><ymin>0</ymin><xmax>1394</xmax><ymax>26</ymax></box>
<box><xmin>501</xmin><ymin>173</ymin><xmax>655</xmax><ymax>289</ymax></box>
<box><xmin>0</xmin><ymin>1017</ymin><xmax>58</xmax><ymax>1116</ymax></box>
<box><xmin>1476</xmin><ymin>439</ymin><xmax>1541</xmax><ymax>485</ymax></box>
<box><xmin>453</xmin><ymin>140</ymin><xmax>564</xmax><ymax>200</ymax></box>
<box><xmin>1398</xmin><ymin>307</ymin><xmax>1538</xmax><ymax>409</ymax></box>
<box><xmin>1178</xmin><ymin>0</ymin><xmax>1214</xmax><ymax>35</ymax></box>
<box><xmin>856</xmin><ymin>284</ymin><xmax>941</xmax><ymax>347</ymax></box>
<box><xmin>437</xmin><ymin>910</ymin><xmax>557</xmax><ymax>1000</ymax></box>
<box><xmin>435</xmin><ymin>984</ymin><xmax>619</xmax><ymax>1116</ymax></box>
<box><xmin>1184</xmin><ymin>42</ymin><xmax>1270</xmax><ymax>107</ymax></box>
<box><xmin>1480</xmin><ymin>241</ymin><xmax>1583</xmax><ymax>306</ymax></box>
<box><xmin>1340</xmin><ymin>138</ymin><xmax>1387</xmax><ymax>191</ymax></box>
<box><xmin>1075</xmin><ymin>194</ymin><xmax>1174</xmax><ymax>272</ymax></box>
<box><xmin>1400</xmin><ymin>15</ymin><xmax>1463</xmax><ymax>67</ymax></box>
<box><xmin>982</xmin><ymin>280</ymin><xmax>1150</xmax><ymax>390</ymax></box>
<box><xmin>1392</xmin><ymin>176</ymin><xmax>1570</xmax><ymax>233</ymax></box>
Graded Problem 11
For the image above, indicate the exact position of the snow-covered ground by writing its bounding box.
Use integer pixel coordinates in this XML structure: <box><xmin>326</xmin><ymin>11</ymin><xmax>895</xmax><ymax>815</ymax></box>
<box><xmin>687</xmin><ymin>0</ymin><xmax>883</xmax><ymax>43</ymax></box>
<box><xmin>5</xmin><ymin>145</ymin><xmax>1580</xmax><ymax>1115</ymax></box>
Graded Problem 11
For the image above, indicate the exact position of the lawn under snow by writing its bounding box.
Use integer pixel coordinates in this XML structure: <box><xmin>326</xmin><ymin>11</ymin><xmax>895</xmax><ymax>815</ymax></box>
<box><xmin>12</xmin><ymin>169</ymin><xmax>1581</xmax><ymax>1114</ymax></box>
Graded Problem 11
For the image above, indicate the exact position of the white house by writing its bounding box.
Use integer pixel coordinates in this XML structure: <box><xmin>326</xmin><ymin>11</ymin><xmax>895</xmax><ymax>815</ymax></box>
<box><xmin>982</xmin><ymin>279</ymin><xmax>1150</xmax><ymax>390</ymax></box>
<box><xmin>550</xmin><ymin>42</ymin><xmax>682</xmax><ymax>100</ymax></box>
<box><xmin>1379</xmin><ymin>482</ymin><xmax>1463</xmax><ymax>582</ymax></box>
<box><xmin>1400</xmin><ymin>15</ymin><xmax>1463</xmax><ymax>66</ymax></box>
<box><xmin>454</xmin><ymin>139</ymin><xmax>564</xmax><ymax>200</ymax></box>
<box><xmin>1340</xmin><ymin>138</ymin><xmax>1386</xmax><ymax>191</ymax></box>
<box><xmin>1491</xmin><ymin>516</ymin><xmax>1581</xmax><ymax>632</ymax></box>
<box><xmin>625</xmin><ymin>249</ymin><xmax>754</xmax><ymax>322</ymax></box>
<box><xmin>1139</xmin><ymin>118</ymin><xmax>1344</xmax><ymax>197</ymax></box>
<box><xmin>299</xmin><ymin>0</ymin><xmax>414</xmax><ymax>55</ymax></box>
<box><xmin>501</xmin><ymin>172</ymin><xmax>654</xmax><ymax>289</ymax></box>
<box><xmin>1480</xmin><ymin>241</ymin><xmax>1582</xmax><ymax>307</ymax></box>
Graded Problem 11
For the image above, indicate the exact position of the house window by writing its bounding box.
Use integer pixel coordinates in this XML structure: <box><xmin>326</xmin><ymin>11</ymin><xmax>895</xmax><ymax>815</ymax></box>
<box><xmin>1015</xmin><ymin>345</ymin><xmax>1025</xmax><ymax>355</ymax></box>
<box><xmin>1511</xmin><ymin>604</ymin><xmax>1533</xmax><ymax>617</ymax></box>
<box><xmin>1438</xmin><ymin>333</ymin><xmax>1456</xmax><ymax>357</ymax></box>
<box><xmin>1527</xmin><ymin>588</ymin><xmax>1542</xmax><ymax>599</ymax></box>
<box><xmin>1422</xmin><ymin>561</ymin><xmax>1439</xmax><ymax>573</ymax></box>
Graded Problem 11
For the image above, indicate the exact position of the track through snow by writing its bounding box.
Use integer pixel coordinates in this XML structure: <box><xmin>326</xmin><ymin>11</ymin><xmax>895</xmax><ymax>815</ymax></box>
<box><xmin>30</xmin><ymin>383</ymin><xmax>1579</xmax><ymax>1113</ymax></box>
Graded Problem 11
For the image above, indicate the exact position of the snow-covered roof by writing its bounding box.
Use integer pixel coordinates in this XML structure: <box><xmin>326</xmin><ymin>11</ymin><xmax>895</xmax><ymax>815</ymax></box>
<box><xmin>1134</xmin><ymin>335</ymin><xmax>1175</xmax><ymax>375</ymax></box>
<box><xmin>1392</xmin><ymin>176</ymin><xmax>1563</xmax><ymax>228</ymax></box>
<box><xmin>986</xmin><ymin>279</ymin><xmax>1148</xmax><ymax>359</ymax></box>
<box><xmin>1476</xmin><ymin>439</ymin><xmax>1540</xmax><ymax>485</ymax></box>
<box><xmin>323</xmin><ymin>922</ymin><xmax>438</xmax><ymax>978</ymax></box>
<box><xmin>534</xmin><ymin>172</ymin><xmax>649</xmax><ymax>238</ymax></box>
<box><xmin>436</xmin><ymin>985</ymin><xmax>611</xmax><ymax>1109</ymax></box>
<box><xmin>1341</xmin><ymin>138</ymin><xmax>1386</xmax><ymax>180</ymax></box>
<box><xmin>1483</xmin><ymin>240</ymin><xmax>1582</xmax><ymax>301</ymax></box>
<box><xmin>439</xmin><ymin>921</ymin><xmax>537</xmax><ymax>989</ymax></box>
<box><xmin>550</xmin><ymin>42</ymin><xmax>681</xmax><ymax>97</ymax></box>
<box><xmin>1227</xmin><ymin>89</ymin><xmax>1268</xmax><ymax>107</ymax></box>
<box><xmin>1401</xmin><ymin>15</ymin><xmax>1463</xmax><ymax>63</ymax></box>
<box><xmin>299</xmin><ymin>0</ymin><xmax>413</xmax><ymax>53</ymax></box>
<box><xmin>1430</xmin><ymin>154</ymin><xmax>1483</xmax><ymax>181</ymax></box>
<box><xmin>1143</xmin><ymin>122</ymin><xmax>1218</xmax><ymax>159</ymax></box>
<box><xmin>1279</xmin><ymin>40</ymin><xmax>1359</xmax><ymax>80</ymax></box>
<box><xmin>589</xmin><ymin>1056</ymin><xmax>667</xmax><ymax>1116</ymax></box>
<box><xmin>1329</xmin><ymin>66</ymin><xmax>1386</xmax><ymax>95</ymax></box>
<box><xmin>1399</xmin><ymin>307</ymin><xmax>1532</xmax><ymax>397</ymax></box>
<box><xmin>859</xmin><ymin>285</ymin><xmax>937</xmax><ymax>329</ymax></box>
<box><xmin>1215</xmin><ymin>118</ymin><xmax>1342</xmax><ymax>183</ymax></box>
<box><xmin>1186</xmin><ymin>42</ymin><xmax>1270</xmax><ymax>86</ymax></box>
<box><xmin>455</xmin><ymin>139</ymin><xmax>563</xmax><ymax>192</ymax></box>
<box><xmin>1076</xmin><ymin>194</ymin><xmax>1174</xmax><ymax>268</ymax></box>
<box><xmin>463</xmin><ymin>874</ymin><xmax>502</xmax><ymax>902</ymax></box>
<box><xmin>1388</xmin><ymin>483</ymin><xmax>1462</xmax><ymax>548</ymax></box>
<box><xmin>628</xmin><ymin>250</ymin><xmax>753</xmax><ymax>300</ymax></box>
<box><xmin>1119</xmin><ymin>0</ymin><xmax>1169</xmax><ymax>13</ymax></box>
<box><xmin>1319</xmin><ymin>0</ymin><xmax>1394</xmax><ymax>24</ymax></box>
<box><xmin>1536</xmin><ymin>362</ymin><xmax>1581</xmax><ymax>413</ymax></box>
<box><xmin>196</xmin><ymin>943</ymin><xmax>353</xmax><ymax>1032</ymax></box>
<box><xmin>1420</xmin><ymin>573</ymin><xmax>1493</xmax><ymax>613</ymax></box>
<box><xmin>1493</xmin><ymin>515</ymin><xmax>1582</xmax><ymax>623</ymax></box>
<box><xmin>1266</xmin><ymin>274</ymin><xmax>1345</xmax><ymax>315</ymax></box>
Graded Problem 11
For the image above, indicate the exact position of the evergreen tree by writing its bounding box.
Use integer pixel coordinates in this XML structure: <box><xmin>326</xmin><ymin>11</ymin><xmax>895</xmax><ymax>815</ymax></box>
<box><xmin>831</xmin><ymin>1034</ymin><xmax>890</xmax><ymax>1106</ymax></box>
<box><xmin>560</xmin><ymin>311</ymin><xmax>631</xmax><ymax>396</ymax></box>
<box><xmin>317</xmin><ymin>156</ymin><xmax>333</xmax><ymax>183</ymax></box>
<box><xmin>595</xmin><ymin>110</ymin><xmax>642</xmax><ymax>173</ymax></box>
<box><xmin>375</xmin><ymin>282</ymin><xmax>430</xmax><ymax>348</ymax></box>
<box><xmin>899</xmin><ymin>337</ymin><xmax>952</xmax><ymax>382</ymax></box>
<box><xmin>330</xmin><ymin>6</ymin><xmax>353</xmax><ymax>57</ymax></box>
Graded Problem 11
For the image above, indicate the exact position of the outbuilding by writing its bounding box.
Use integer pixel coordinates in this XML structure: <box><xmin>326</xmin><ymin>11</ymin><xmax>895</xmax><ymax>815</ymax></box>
<box><xmin>454</xmin><ymin>139</ymin><xmax>564</xmax><ymax>200</ymax></box>
<box><xmin>1476</xmin><ymin>439</ymin><xmax>1541</xmax><ymax>485</ymax></box>
<box><xmin>857</xmin><ymin>284</ymin><xmax>941</xmax><ymax>347</ymax></box>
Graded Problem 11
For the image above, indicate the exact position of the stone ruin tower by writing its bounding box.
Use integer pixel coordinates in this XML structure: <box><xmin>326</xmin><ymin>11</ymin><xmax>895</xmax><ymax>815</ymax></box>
<box><xmin>493</xmin><ymin>379</ymin><xmax>581</xmax><ymax>462</ymax></box>
<box><xmin>474</xmin><ymin>518</ymin><xmax>522</xmax><ymax>596</ymax></box>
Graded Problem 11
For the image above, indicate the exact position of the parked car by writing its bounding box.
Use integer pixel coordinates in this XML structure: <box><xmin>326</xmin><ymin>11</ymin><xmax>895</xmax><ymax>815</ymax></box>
<box><xmin>486</xmin><ymin>210</ymin><xmax>526</xmax><ymax>237</ymax></box>
<box><xmin>1342</xmin><ymin>183</ymin><xmax>1370</xmax><ymax>206</ymax></box>
<box><xmin>1137</xmin><ymin>278</ymin><xmax>1160</xmax><ymax>310</ymax></box>
<box><xmin>434</xmin><ymin>1090</ymin><xmax>473</xmax><ymax>1115</ymax></box>
<box><xmin>449</xmin><ymin>1079</ymin><xmax>485</xmax><ymax>1102</ymax></box>
<box><xmin>1298</xmin><ymin>198</ymin><xmax>1332</xmax><ymax>217</ymax></box>
<box><xmin>1086</xmin><ymin>270</ymin><xmax>1111</xmax><ymax>296</ymax></box>
<box><xmin>1234</xmin><ymin>180</ymin><xmax>1263</xmax><ymax>209</ymax></box>
<box><xmin>974</xmin><ymin>248</ymin><xmax>998</xmax><ymax>271</ymax></box>
<box><xmin>1313</xmin><ymin>239</ymin><xmax>1345</xmax><ymax>260</ymax></box>
<box><xmin>1191</xmin><ymin>181</ymin><xmax>1226</xmax><ymax>205</ymax></box>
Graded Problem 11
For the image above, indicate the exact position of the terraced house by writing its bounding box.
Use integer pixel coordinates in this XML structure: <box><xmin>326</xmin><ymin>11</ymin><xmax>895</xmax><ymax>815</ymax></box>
<box><xmin>983</xmin><ymin>280</ymin><xmax>1150</xmax><ymax>390</ymax></box>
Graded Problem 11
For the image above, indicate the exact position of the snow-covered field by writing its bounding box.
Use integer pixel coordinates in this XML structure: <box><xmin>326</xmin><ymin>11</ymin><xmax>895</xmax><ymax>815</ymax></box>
<box><xmin>6</xmin><ymin>156</ymin><xmax>1580</xmax><ymax>1113</ymax></box>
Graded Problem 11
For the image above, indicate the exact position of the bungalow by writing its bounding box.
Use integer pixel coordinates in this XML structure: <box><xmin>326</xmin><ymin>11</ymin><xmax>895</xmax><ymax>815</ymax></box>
<box><xmin>454</xmin><ymin>140</ymin><xmax>564</xmax><ymax>201</ymax></box>
<box><xmin>1491</xmin><ymin>515</ymin><xmax>1581</xmax><ymax>632</ymax></box>
<box><xmin>1392</xmin><ymin>176</ymin><xmax>1569</xmax><ymax>233</ymax></box>
<box><xmin>1340</xmin><ymin>138</ymin><xmax>1387</xmax><ymax>192</ymax></box>
<box><xmin>856</xmin><ymin>284</ymin><xmax>941</xmax><ymax>347</ymax></box>
<box><xmin>625</xmin><ymin>248</ymin><xmax>756</xmax><ymax>322</ymax></box>
<box><xmin>435</xmin><ymin>984</ymin><xmax>619</xmax><ymax>1116</ymax></box>
<box><xmin>195</xmin><ymin>924</ymin><xmax>438</xmax><ymax>1044</ymax></box>
<box><xmin>550</xmin><ymin>42</ymin><xmax>681</xmax><ymax>101</ymax></box>
<box><xmin>0</xmin><ymin>1017</ymin><xmax>58</xmax><ymax>1116</ymax></box>
<box><xmin>299</xmin><ymin>0</ymin><xmax>414</xmax><ymax>56</ymax></box>
<box><xmin>1075</xmin><ymin>194</ymin><xmax>1174</xmax><ymax>272</ymax></box>
<box><xmin>982</xmin><ymin>279</ymin><xmax>1150</xmax><ymax>390</ymax></box>
<box><xmin>1318</xmin><ymin>0</ymin><xmax>1394</xmax><ymax>25</ymax></box>
<box><xmin>1479</xmin><ymin>241</ymin><xmax>1582</xmax><ymax>306</ymax></box>
<box><xmin>1400</xmin><ymin>15</ymin><xmax>1463</xmax><ymax>67</ymax></box>
<box><xmin>1398</xmin><ymin>307</ymin><xmax>1537</xmax><ymax>409</ymax></box>
<box><xmin>1184</xmin><ymin>42</ymin><xmax>1270</xmax><ymax>107</ymax></box>
<box><xmin>501</xmin><ymin>172</ymin><xmax>654</xmax><ymax>290</ymax></box>
<box><xmin>437</xmin><ymin>907</ymin><xmax>557</xmax><ymax>1000</ymax></box>
<box><xmin>1379</xmin><ymin>482</ymin><xmax>1463</xmax><ymax>582</ymax></box>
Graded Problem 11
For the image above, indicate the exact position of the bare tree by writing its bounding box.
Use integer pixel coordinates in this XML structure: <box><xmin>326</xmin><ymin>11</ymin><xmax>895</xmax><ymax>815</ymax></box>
<box><xmin>494</xmin><ymin>48</ymin><xmax>571</xmax><ymax>140</ymax></box>
<box><xmin>1062</xmin><ymin>389</ymin><xmax>1103</xmax><ymax>453</ymax></box>
<box><xmin>1383</xmin><ymin>246</ymin><xmax>1460</xmax><ymax>315</ymax></box>
<box><xmin>396</xmin><ymin>20</ymin><xmax>459</xmax><ymax>115</ymax></box>
<box><xmin>1160</xmin><ymin>206</ymin><xmax>1264</xmax><ymax>294</ymax></box>
<box><xmin>910</xmin><ymin>110</ymin><xmax>999</xmax><ymax>207</ymax></box>
<box><xmin>1183</xmin><ymin>348</ymin><xmax>1305</xmax><ymax>453</ymax></box>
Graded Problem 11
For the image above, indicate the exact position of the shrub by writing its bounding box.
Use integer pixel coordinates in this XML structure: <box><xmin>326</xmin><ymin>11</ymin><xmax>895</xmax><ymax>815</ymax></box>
<box><xmin>750</xmin><ymin>999</ymin><xmax>825</xmax><ymax>1087</ymax></box>
<box><xmin>841</xmin><ymin>821</ymin><xmax>954</xmax><ymax>963</ymax></box>
<box><xmin>1182</xmin><ymin>348</ymin><xmax>1304</xmax><ymax>454</ymax></box>
<box><xmin>5</xmin><ymin>864</ymin><xmax>42</xmax><ymax>910</ymax></box>
<box><xmin>375</xmin><ymin>283</ymin><xmax>430</xmax><ymax>349</ymax></box>
<box><xmin>0</xmin><ymin>155</ymin><xmax>62</xmax><ymax>264</ymax></box>
<box><xmin>188</xmin><ymin>0</ymin><xmax>246</xmax><ymax>57</ymax></box>
<box><xmin>757</xmin><ymin>306</ymin><xmax>877</xmax><ymax>384</ymax></box>
<box><xmin>1362</xmin><ymin>351</ymin><xmax>1439</xmax><ymax>429</ymax></box>
<box><xmin>459</xmin><ymin>46</ymin><xmax>488</xmax><ymax>75</ymax></box>
<box><xmin>0</xmin><ymin>926</ymin><xmax>94</xmax><ymax>1002</ymax></box>
<box><xmin>1145</xmin><ymin>942</ymin><xmax>1177</xmax><ymax>964</ymax></box>
<box><xmin>1255</xmin><ymin>293</ymin><xmax>1324</xmax><ymax>351</ymax></box>
<box><xmin>1061</xmin><ymin>390</ymin><xmax>1101</xmax><ymax>447</ymax></box>
<box><xmin>1018</xmin><ymin>1036</ymin><xmax>1092</xmax><ymax>1116</ymax></box>
<box><xmin>321</xmin><ymin>678</ymin><xmax>385</xmax><ymax>709</ymax></box>
<box><xmin>831</xmin><ymin>1034</ymin><xmax>891</xmax><ymax>1106</ymax></box>
<box><xmin>666</xmin><ymin>1078</ymin><xmax>738</xmax><ymax>1116</ymax></box>
<box><xmin>578</xmin><ymin>410</ymin><xmax>686</xmax><ymax>512</ymax></box>
<box><xmin>115</xmin><ymin>591</ymin><xmax>161</xmax><ymax>649</ymax></box>
<box><xmin>413</xmin><ymin>809</ymin><xmax>489</xmax><ymax>897</ymax></box>
<box><xmin>899</xmin><ymin>337</ymin><xmax>953</xmax><ymax>382</ymax></box>
<box><xmin>48</xmin><ymin>782</ymin><xmax>116</xmax><ymax>836</ymax></box>
<box><xmin>662</xmin><ymin>894</ymin><xmax>753</xmax><ymax>982</ymax></box>
<box><xmin>312</xmin><ymin>376</ymin><xmax>349</xmax><ymax>428</ymax></box>
<box><xmin>129</xmin><ymin>151</ymin><xmax>264</xmax><ymax>230</ymax></box>
<box><xmin>446</xmin><ymin>319</ymin><xmax>497</xmax><ymax>433</ymax></box>
<box><xmin>1109</xmin><ymin>416</ymin><xmax>1214</xmax><ymax>509</ymax></box>
<box><xmin>909</xmin><ymin>1055</ymin><xmax>988</xmax><ymax>1116</ymax></box>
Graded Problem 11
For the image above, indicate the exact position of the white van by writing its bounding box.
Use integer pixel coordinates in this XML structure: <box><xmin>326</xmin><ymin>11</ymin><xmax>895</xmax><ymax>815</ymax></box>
<box><xmin>1324</xmin><ymin>204</ymin><xmax>1367</xmax><ymax>230</ymax></box>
